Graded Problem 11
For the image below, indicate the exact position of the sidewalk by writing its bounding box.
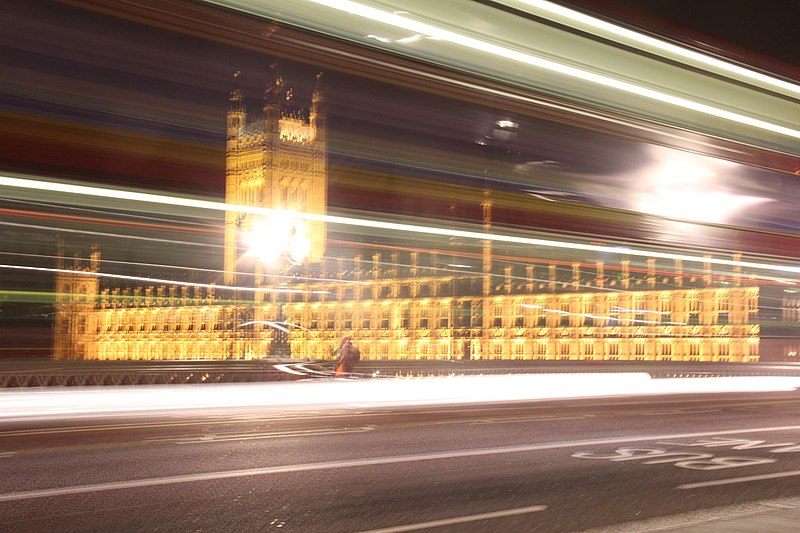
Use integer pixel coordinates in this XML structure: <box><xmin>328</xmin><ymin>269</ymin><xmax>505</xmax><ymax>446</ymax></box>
<box><xmin>586</xmin><ymin>497</ymin><xmax>800</xmax><ymax>532</ymax></box>
<box><xmin>665</xmin><ymin>507</ymin><xmax>800</xmax><ymax>532</ymax></box>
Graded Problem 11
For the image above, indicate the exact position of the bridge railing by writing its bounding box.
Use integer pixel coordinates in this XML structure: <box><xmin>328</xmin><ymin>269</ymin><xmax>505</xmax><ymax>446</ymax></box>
<box><xmin>3</xmin><ymin>359</ymin><xmax>800</xmax><ymax>388</ymax></box>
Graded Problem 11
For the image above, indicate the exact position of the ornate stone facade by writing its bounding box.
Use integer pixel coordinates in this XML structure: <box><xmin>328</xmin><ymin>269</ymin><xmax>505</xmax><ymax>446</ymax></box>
<box><xmin>224</xmin><ymin>65</ymin><xmax>327</xmax><ymax>285</ymax></box>
<box><xmin>52</xmin><ymin>250</ymin><xmax>764</xmax><ymax>362</ymax></box>
<box><xmin>53</xmin><ymin>69</ymin><xmax>784</xmax><ymax>363</ymax></box>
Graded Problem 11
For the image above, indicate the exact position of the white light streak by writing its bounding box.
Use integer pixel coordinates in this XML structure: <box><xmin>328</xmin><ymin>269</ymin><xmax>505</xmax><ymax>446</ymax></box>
<box><xmin>0</xmin><ymin>220</ymin><xmax>214</xmax><ymax>248</ymax></box>
<box><xmin>3</xmin><ymin>173</ymin><xmax>800</xmax><ymax>276</ymax></box>
<box><xmin>5</xmin><ymin>374</ymin><xmax>800</xmax><ymax>420</ymax></box>
<box><xmin>611</xmin><ymin>306</ymin><xmax>669</xmax><ymax>315</ymax></box>
<box><xmin>306</xmin><ymin>0</ymin><xmax>800</xmax><ymax>140</ymax></box>
<box><xmin>239</xmin><ymin>320</ymin><xmax>311</xmax><ymax>332</ymax></box>
<box><xmin>495</xmin><ymin>119</ymin><xmax>518</xmax><ymax>128</ymax></box>
<box><xmin>631</xmin><ymin>147</ymin><xmax>772</xmax><ymax>224</ymax></box>
<box><xmin>509</xmin><ymin>0</ymin><xmax>800</xmax><ymax>97</ymax></box>
<box><xmin>522</xmin><ymin>303</ymin><xmax>686</xmax><ymax>325</ymax></box>
<box><xmin>0</xmin><ymin>264</ymin><xmax>322</xmax><ymax>295</ymax></box>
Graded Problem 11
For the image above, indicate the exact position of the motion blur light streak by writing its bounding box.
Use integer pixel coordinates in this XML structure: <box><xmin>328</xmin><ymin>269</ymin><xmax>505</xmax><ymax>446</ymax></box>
<box><xmin>3</xmin><ymin>173</ymin><xmax>800</xmax><ymax>276</ymax></box>
<box><xmin>628</xmin><ymin>147</ymin><xmax>771</xmax><ymax>224</ymax></box>
<box><xmin>335</xmin><ymin>50</ymin><xmax>753</xmax><ymax>157</ymax></box>
<box><xmin>521</xmin><ymin>303</ymin><xmax>687</xmax><ymax>325</ymax></box>
<box><xmin>0</xmin><ymin>205</ymin><xmax>219</xmax><ymax>235</ymax></box>
<box><xmin>0</xmin><ymin>174</ymin><xmax>227</xmax><ymax>214</ymax></box>
<box><xmin>2</xmin><ymin>251</ymin><xmax>220</xmax><ymax>278</ymax></box>
<box><xmin>303</xmin><ymin>0</ymin><xmax>800</xmax><ymax>140</ymax></box>
<box><xmin>0</xmin><ymin>264</ymin><xmax>325</xmax><ymax>296</ymax></box>
<box><xmin>498</xmin><ymin>0</ymin><xmax>800</xmax><ymax>97</ymax></box>
<box><xmin>1</xmin><ymin>252</ymin><xmax>365</xmax><ymax>289</ymax></box>
<box><xmin>237</xmin><ymin>320</ymin><xmax>310</xmax><ymax>334</ymax></box>
<box><xmin>0</xmin><ymin>220</ymin><xmax>216</xmax><ymax>248</ymax></box>
<box><xmin>4</xmin><ymin>374</ymin><xmax>800</xmax><ymax>419</ymax></box>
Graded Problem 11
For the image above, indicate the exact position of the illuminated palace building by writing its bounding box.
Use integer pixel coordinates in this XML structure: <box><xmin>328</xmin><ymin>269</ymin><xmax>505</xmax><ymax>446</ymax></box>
<box><xmin>53</xmin><ymin>70</ymin><xmax>799</xmax><ymax>363</ymax></box>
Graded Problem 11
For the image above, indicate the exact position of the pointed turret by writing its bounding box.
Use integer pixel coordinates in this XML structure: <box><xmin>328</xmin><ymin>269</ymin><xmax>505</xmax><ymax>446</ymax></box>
<box><xmin>310</xmin><ymin>72</ymin><xmax>325</xmax><ymax>132</ymax></box>
<box><xmin>227</xmin><ymin>70</ymin><xmax>245</xmax><ymax>136</ymax></box>
<box><xmin>481</xmin><ymin>187</ymin><xmax>493</xmax><ymax>296</ymax></box>
<box><xmin>224</xmin><ymin>65</ymin><xmax>329</xmax><ymax>284</ymax></box>
<box><xmin>307</xmin><ymin>71</ymin><xmax>327</xmax><ymax>263</ymax></box>
<box><xmin>224</xmin><ymin>70</ymin><xmax>247</xmax><ymax>285</ymax></box>
<box><xmin>263</xmin><ymin>62</ymin><xmax>287</xmax><ymax>116</ymax></box>
<box><xmin>53</xmin><ymin>244</ymin><xmax>100</xmax><ymax>360</ymax></box>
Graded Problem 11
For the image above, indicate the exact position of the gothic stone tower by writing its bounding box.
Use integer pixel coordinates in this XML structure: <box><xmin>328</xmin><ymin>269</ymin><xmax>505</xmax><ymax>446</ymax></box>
<box><xmin>53</xmin><ymin>243</ymin><xmax>100</xmax><ymax>360</ymax></box>
<box><xmin>224</xmin><ymin>65</ymin><xmax>327</xmax><ymax>285</ymax></box>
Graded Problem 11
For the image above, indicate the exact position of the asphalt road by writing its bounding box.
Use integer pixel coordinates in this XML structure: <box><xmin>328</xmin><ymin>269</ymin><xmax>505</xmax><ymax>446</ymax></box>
<box><xmin>3</xmin><ymin>388</ymin><xmax>800</xmax><ymax>532</ymax></box>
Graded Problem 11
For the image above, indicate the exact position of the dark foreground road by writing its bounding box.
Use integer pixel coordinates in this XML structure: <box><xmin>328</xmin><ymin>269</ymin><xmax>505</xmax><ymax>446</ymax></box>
<box><xmin>3</xmin><ymin>385</ymin><xmax>800</xmax><ymax>532</ymax></box>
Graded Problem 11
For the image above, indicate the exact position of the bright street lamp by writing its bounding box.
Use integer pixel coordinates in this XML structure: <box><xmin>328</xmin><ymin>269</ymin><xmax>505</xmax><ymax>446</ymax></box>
<box><xmin>244</xmin><ymin>212</ymin><xmax>311</xmax><ymax>357</ymax></box>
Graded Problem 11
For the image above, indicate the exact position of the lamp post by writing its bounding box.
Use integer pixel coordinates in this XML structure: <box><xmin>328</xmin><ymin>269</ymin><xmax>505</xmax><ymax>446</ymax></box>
<box><xmin>269</xmin><ymin>298</ymin><xmax>292</xmax><ymax>357</ymax></box>
<box><xmin>244</xmin><ymin>213</ymin><xmax>311</xmax><ymax>358</ymax></box>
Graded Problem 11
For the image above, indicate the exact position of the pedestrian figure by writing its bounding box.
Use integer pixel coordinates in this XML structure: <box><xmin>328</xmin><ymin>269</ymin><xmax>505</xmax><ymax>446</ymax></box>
<box><xmin>334</xmin><ymin>335</ymin><xmax>360</xmax><ymax>378</ymax></box>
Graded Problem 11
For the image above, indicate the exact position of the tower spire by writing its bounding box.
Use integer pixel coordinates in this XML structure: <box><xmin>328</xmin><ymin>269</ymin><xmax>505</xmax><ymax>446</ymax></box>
<box><xmin>228</xmin><ymin>70</ymin><xmax>244</xmax><ymax>114</ymax></box>
<box><xmin>224</xmin><ymin>69</ymin><xmax>247</xmax><ymax>285</ymax></box>
<box><xmin>310</xmin><ymin>71</ymin><xmax>325</xmax><ymax>131</ymax></box>
<box><xmin>264</xmin><ymin>62</ymin><xmax>285</xmax><ymax>107</ymax></box>
<box><xmin>312</xmin><ymin>72</ymin><xmax>323</xmax><ymax>107</ymax></box>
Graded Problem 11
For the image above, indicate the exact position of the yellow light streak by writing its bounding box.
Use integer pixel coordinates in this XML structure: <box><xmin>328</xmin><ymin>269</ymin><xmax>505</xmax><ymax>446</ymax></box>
<box><xmin>3</xmin><ymin>173</ymin><xmax>800</xmax><ymax>276</ymax></box>
<box><xmin>306</xmin><ymin>0</ymin><xmax>800</xmax><ymax>140</ymax></box>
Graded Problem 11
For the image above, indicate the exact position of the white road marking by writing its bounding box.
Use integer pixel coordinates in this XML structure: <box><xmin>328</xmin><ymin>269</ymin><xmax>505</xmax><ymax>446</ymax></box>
<box><xmin>640</xmin><ymin>408</ymin><xmax>722</xmax><ymax>416</ymax></box>
<box><xmin>355</xmin><ymin>505</ymin><xmax>548</xmax><ymax>532</ymax></box>
<box><xmin>677</xmin><ymin>469</ymin><xmax>800</xmax><ymax>489</ymax></box>
<box><xmin>0</xmin><ymin>414</ymin><xmax>380</xmax><ymax>437</ymax></box>
<box><xmin>0</xmin><ymin>421</ymin><xmax>216</xmax><ymax>437</ymax></box>
<box><xmin>294</xmin><ymin>364</ymin><xmax>332</xmax><ymax>376</ymax></box>
<box><xmin>163</xmin><ymin>425</ymin><xmax>376</xmax><ymax>444</ymax></box>
<box><xmin>4</xmin><ymin>424</ymin><xmax>800</xmax><ymax>502</ymax></box>
<box><xmin>272</xmin><ymin>364</ymin><xmax>307</xmax><ymax>376</ymax></box>
<box><xmin>469</xmin><ymin>415</ymin><xmax>593</xmax><ymax>425</ymax></box>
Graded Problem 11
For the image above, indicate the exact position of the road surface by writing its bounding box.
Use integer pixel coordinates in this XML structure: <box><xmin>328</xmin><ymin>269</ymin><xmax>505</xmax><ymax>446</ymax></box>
<box><xmin>3</xmin><ymin>383</ymin><xmax>800</xmax><ymax>531</ymax></box>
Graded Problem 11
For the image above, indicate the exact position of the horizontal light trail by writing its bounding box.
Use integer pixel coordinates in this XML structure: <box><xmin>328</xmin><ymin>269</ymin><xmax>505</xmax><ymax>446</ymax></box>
<box><xmin>0</xmin><ymin>264</ymin><xmax>327</xmax><ymax>295</ymax></box>
<box><xmin>311</xmin><ymin>35</ymin><xmax>750</xmax><ymax>156</ymax></box>
<box><xmin>0</xmin><ymin>220</ymin><xmax>215</xmax><ymax>248</ymax></box>
<box><xmin>4</xmin><ymin>421</ymin><xmax>800</xmax><ymax>501</ymax></box>
<box><xmin>3</xmin><ymin>174</ymin><xmax>800</xmax><ymax>276</ymax></box>
<box><xmin>0</xmin><ymin>251</ymin><xmax>367</xmax><ymax>288</ymax></box>
<box><xmin>0</xmin><ymin>204</ymin><xmax>218</xmax><ymax>235</ymax></box>
<box><xmin>4</xmin><ymin>374</ymin><xmax>800</xmax><ymax>420</ymax></box>
<box><xmin>306</xmin><ymin>0</ymin><xmax>800</xmax><ymax>140</ymax></box>
<box><xmin>507</xmin><ymin>0</ymin><xmax>800</xmax><ymax>97</ymax></box>
<box><xmin>521</xmin><ymin>303</ymin><xmax>687</xmax><ymax>325</ymax></box>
